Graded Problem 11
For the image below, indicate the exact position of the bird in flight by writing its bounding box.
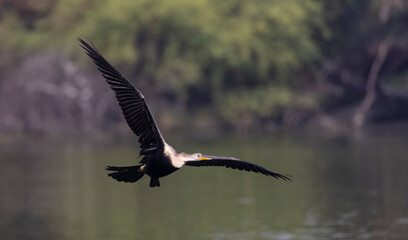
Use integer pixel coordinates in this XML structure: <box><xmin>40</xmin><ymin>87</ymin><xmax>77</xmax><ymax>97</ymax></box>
<box><xmin>79</xmin><ymin>39</ymin><xmax>291</xmax><ymax>187</ymax></box>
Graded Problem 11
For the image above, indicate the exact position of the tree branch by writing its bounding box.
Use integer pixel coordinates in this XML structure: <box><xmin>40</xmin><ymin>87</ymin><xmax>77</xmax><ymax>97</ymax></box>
<box><xmin>352</xmin><ymin>40</ymin><xmax>390</xmax><ymax>127</ymax></box>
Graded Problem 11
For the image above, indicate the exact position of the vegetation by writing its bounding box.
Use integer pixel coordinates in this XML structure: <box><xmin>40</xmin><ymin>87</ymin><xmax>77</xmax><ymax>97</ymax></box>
<box><xmin>0</xmin><ymin>0</ymin><xmax>407</xmax><ymax>135</ymax></box>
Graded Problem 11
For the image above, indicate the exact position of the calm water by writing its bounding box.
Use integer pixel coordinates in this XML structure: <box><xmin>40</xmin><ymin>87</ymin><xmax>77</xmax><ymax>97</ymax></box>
<box><xmin>1</xmin><ymin>127</ymin><xmax>408</xmax><ymax>240</ymax></box>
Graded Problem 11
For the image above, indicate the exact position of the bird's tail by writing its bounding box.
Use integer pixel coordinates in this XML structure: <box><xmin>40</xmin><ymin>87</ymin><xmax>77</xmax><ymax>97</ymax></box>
<box><xmin>106</xmin><ymin>165</ymin><xmax>145</xmax><ymax>183</ymax></box>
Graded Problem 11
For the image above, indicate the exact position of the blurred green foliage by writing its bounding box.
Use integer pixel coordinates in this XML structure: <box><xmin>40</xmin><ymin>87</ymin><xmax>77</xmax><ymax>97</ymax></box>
<box><xmin>1</xmin><ymin>0</ymin><xmax>407</xmax><ymax>133</ymax></box>
<box><xmin>0</xmin><ymin>0</ymin><xmax>324</xmax><ymax>118</ymax></box>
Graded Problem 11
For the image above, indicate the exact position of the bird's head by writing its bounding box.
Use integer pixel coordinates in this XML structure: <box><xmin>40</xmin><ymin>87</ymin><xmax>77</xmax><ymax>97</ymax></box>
<box><xmin>185</xmin><ymin>153</ymin><xmax>238</xmax><ymax>161</ymax></box>
<box><xmin>190</xmin><ymin>153</ymin><xmax>212</xmax><ymax>161</ymax></box>
<box><xmin>178</xmin><ymin>152</ymin><xmax>212</xmax><ymax>162</ymax></box>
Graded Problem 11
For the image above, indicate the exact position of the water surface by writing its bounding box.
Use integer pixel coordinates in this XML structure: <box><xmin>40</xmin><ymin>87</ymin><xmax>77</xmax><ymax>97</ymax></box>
<box><xmin>1</xmin><ymin>128</ymin><xmax>408</xmax><ymax>240</ymax></box>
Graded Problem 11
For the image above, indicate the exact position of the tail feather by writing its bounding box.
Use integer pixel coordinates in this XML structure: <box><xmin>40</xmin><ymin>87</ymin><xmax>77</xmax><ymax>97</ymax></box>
<box><xmin>106</xmin><ymin>165</ymin><xmax>145</xmax><ymax>183</ymax></box>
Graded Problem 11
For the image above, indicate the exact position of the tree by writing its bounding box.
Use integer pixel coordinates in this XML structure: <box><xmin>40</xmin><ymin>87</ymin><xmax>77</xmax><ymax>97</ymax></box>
<box><xmin>320</xmin><ymin>0</ymin><xmax>408</xmax><ymax>127</ymax></box>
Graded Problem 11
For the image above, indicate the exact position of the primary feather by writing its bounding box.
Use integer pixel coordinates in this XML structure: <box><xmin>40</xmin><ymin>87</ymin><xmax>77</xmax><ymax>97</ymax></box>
<box><xmin>79</xmin><ymin>39</ymin><xmax>164</xmax><ymax>156</ymax></box>
<box><xmin>184</xmin><ymin>158</ymin><xmax>291</xmax><ymax>181</ymax></box>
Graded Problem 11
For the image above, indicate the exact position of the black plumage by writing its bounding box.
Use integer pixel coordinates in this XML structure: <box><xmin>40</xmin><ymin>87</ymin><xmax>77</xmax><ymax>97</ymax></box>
<box><xmin>184</xmin><ymin>156</ymin><xmax>291</xmax><ymax>180</ymax></box>
<box><xmin>79</xmin><ymin>38</ymin><xmax>291</xmax><ymax>187</ymax></box>
<box><xmin>79</xmin><ymin>39</ymin><xmax>164</xmax><ymax>156</ymax></box>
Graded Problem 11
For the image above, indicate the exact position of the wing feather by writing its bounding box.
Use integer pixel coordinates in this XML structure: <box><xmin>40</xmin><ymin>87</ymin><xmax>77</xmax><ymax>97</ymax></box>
<box><xmin>184</xmin><ymin>158</ymin><xmax>291</xmax><ymax>181</ymax></box>
<box><xmin>79</xmin><ymin>39</ymin><xmax>165</xmax><ymax>155</ymax></box>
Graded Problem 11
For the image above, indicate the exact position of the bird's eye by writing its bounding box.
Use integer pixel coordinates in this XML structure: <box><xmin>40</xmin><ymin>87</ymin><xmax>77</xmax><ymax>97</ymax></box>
<box><xmin>197</xmin><ymin>153</ymin><xmax>202</xmax><ymax>158</ymax></box>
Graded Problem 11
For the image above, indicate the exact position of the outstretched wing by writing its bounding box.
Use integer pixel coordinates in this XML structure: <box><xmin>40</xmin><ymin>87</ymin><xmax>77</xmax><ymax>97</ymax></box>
<box><xmin>79</xmin><ymin>39</ymin><xmax>164</xmax><ymax>156</ymax></box>
<box><xmin>184</xmin><ymin>156</ymin><xmax>291</xmax><ymax>181</ymax></box>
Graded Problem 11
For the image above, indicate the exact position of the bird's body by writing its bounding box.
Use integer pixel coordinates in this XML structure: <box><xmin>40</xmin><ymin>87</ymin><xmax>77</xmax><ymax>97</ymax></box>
<box><xmin>79</xmin><ymin>39</ymin><xmax>291</xmax><ymax>187</ymax></box>
<box><xmin>145</xmin><ymin>144</ymin><xmax>179</xmax><ymax>178</ymax></box>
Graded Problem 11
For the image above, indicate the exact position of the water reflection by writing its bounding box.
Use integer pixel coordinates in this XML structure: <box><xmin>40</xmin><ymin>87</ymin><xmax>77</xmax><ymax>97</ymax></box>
<box><xmin>1</xmin><ymin>129</ymin><xmax>408</xmax><ymax>239</ymax></box>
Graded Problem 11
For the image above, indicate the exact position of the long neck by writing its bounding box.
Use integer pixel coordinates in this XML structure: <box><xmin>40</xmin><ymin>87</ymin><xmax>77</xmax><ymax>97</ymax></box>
<box><xmin>164</xmin><ymin>143</ymin><xmax>185</xmax><ymax>168</ymax></box>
